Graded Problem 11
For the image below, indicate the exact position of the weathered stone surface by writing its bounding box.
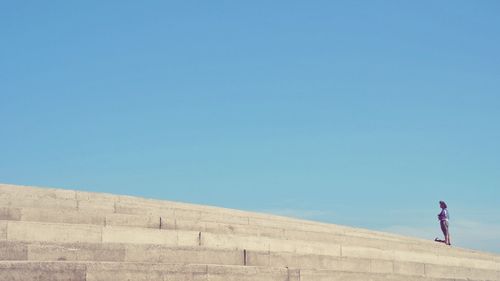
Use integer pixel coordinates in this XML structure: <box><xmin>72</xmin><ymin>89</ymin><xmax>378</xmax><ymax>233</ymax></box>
<box><xmin>20</xmin><ymin>208</ymin><xmax>105</xmax><ymax>225</ymax></box>
<box><xmin>101</xmin><ymin>226</ymin><xmax>178</xmax><ymax>245</ymax></box>
<box><xmin>0</xmin><ymin>261</ymin><xmax>86</xmax><ymax>281</ymax></box>
<box><xmin>5</xmin><ymin>197</ymin><xmax>77</xmax><ymax>210</ymax></box>
<box><xmin>206</xmin><ymin>265</ymin><xmax>289</xmax><ymax>281</ymax></box>
<box><xmin>26</xmin><ymin>242</ymin><xmax>126</xmax><ymax>262</ymax></box>
<box><xmin>201</xmin><ymin>232</ymin><xmax>270</xmax><ymax>251</ymax></box>
<box><xmin>0</xmin><ymin>221</ymin><xmax>7</xmax><ymax>240</ymax></box>
<box><xmin>0</xmin><ymin>184</ymin><xmax>76</xmax><ymax>200</ymax></box>
<box><xmin>393</xmin><ymin>261</ymin><xmax>426</xmax><ymax>276</ymax></box>
<box><xmin>371</xmin><ymin>259</ymin><xmax>393</xmax><ymax>274</ymax></box>
<box><xmin>77</xmin><ymin>199</ymin><xmax>115</xmax><ymax>213</ymax></box>
<box><xmin>86</xmin><ymin>262</ymin><xmax>208</xmax><ymax>281</ymax></box>
<box><xmin>0</xmin><ymin>207</ymin><xmax>22</xmax><ymax>221</ymax></box>
<box><xmin>0</xmin><ymin>183</ymin><xmax>499</xmax><ymax>281</ymax></box>
<box><xmin>0</xmin><ymin>241</ymin><xmax>27</xmax><ymax>260</ymax></box>
<box><xmin>7</xmin><ymin>221</ymin><xmax>101</xmax><ymax>243</ymax></box>
<box><xmin>105</xmin><ymin>213</ymin><xmax>160</xmax><ymax>229</ymax></box>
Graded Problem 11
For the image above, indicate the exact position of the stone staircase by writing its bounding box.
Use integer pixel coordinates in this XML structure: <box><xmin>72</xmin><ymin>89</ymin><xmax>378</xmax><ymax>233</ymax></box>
<box><xmin>0</xmin><ymin>183</ymin><xmax>498</xmax><ymax>281</ymax></box>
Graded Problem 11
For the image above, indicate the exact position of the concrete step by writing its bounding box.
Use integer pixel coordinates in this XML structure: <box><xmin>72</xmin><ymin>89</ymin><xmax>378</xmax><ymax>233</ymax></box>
<box><xmin>1</xmin><ymin>184</ymin><xmax>499</xmax><ymax>280</ymax></box>
<box><xmin>0</xmin><ymin>184</ymin><xmax>310</xmax><ymax>224</ymax></box>
<box><xmin>0</xmin><ymin>241</ymin><xmax>244</xmax><ymax>266</ymax></box>
<box><xmin>1</xmin><ymin>261</ymin><xmax>492</xmax><ymax>281</ymax></box>
<box><xmin>0</xmin><ymin>261</ymin><xmax>299</xmax><ymax>281</ymax></box>
<box><xmin>0</xmin><ymin>206</ymin><xmax>422</xmax><ymax>247</ymax></box>
<box><xmin>299</xmin><ymin>268</ymin><xmax>499</xmax><ymax>281</ymax></box>
<box><xmin>0</xmin><ymin>206</ymin><xmax>497</xmax><ymax>264</ymax></box>
<box><xmin>1</xmin><ymin>220</ymin><xmax>499</xmax><ymax>273</ymax></box>
<box><xmin>0</xmin><ymin>184</ymin><xmax>427</xmax><ymax>244</ymax></box>
<box><xmin>1</xmin><ymin>240</ymin><xmax>498</xmax><ymax>279</ymax></box>
<box><xmin>8</xmin><ymin>183</ymin><xmax>489</xmax><ymax>264</ymax></box>
<box><xmin>0</xmin><ymin>220</ymin><xmax>340</xmax><ymax>256</ymax></box>
<box><xmin>0</xmin><ymin>197</ymin><xmax>482</xmax><ymax>259</ymax></box>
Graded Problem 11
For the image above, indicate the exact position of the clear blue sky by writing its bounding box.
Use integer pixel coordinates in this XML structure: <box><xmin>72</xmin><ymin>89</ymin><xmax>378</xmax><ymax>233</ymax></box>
<box><xmin>1</xmin><ymin>1</ymin><xmax>499</xmax><ymax>253</ymax></box>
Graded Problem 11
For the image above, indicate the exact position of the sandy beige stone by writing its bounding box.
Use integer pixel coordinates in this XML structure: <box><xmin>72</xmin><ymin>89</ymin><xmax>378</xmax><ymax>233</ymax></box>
<box><xmin>7</xmin><ymin>221</ymin><xmax>101</xmax><ymax>243</ymax></box>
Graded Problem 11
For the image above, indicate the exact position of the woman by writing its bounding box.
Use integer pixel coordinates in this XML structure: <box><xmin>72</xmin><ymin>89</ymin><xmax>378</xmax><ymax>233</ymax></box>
<box><xmin>436</xmin><ymin>200</ymin><xmax>451</xmax><ymax>245</ymax></box>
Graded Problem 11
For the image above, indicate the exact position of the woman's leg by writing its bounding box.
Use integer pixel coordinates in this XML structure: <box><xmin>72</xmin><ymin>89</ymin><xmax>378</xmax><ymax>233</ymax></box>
<box><xmin>446</xmin><ymin>222</ymin><xmax>451</xmax><ymax>245</ymax></box>
<box><xmin>440</xmin><ymin>221</ymin><xmax>448</xmax><ymax>243</ymax></box>
<box><xmin>443</xmin><ymin>221</ymin><xmax>450</xmax><ymax>245</ymax></box>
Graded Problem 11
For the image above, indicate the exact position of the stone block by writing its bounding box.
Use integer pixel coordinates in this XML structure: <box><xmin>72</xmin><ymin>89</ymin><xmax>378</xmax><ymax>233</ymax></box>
<box><xmin>0</xmin><ymin>266</ymin><xmax>40</xmax><ymax>281</ymax></box>
<box><xmin>105</xmin><ymin>213</ymin><xmax>160</xmax><ymax>229</ymax></box>
<box><xmin>394</xmin><ymin>249</ymin><xmax>440</xmax><ymax>264</ymax></box>
<box><xmin>468</xmin><ymin>267</ymin><xmax>499</xmax><ymax>280</ymax></box>
<box><xmin>268</xmin><ymin>251</ymin><xmax>296</xmax><ymax>268</ymax></box>
<box><xmin>146</xmin><ymin>247</ymin><xmax>243</xmax><ymax>266</ymax></box>
<box><xmin>287</xmin><ymin>268</ymin><xmax>301</xmax><ymax>281</ymax></box>
<box><xmin>174</xmin><ymin>209</ymin><xmax>202</xmax><ymax>221</ymax></box>
<box><xmin>201</xmin><ymin>232</ymin><xmax>270</xmax><ymax>251</ymax></box>
<box><xmin>424</xmin><ymin>263</ymin><xmax>468</xmax><ymax>279</ymax></box>
<box><xmin>371</xmin><ymin>259</ymin><xmax>393</xmax><ymax>274</ymax></box>
<box><xmin>446</xmin><ymin>255</ymin><xmax>499</xmax><ymax>271</ymax></box>
<box><xmin>341</xmin><ymin>245</ymin><xmax>394</xmax><ymax>260</ymax></box>
<box><xmin>78</xmin><ymin>199</ymin><xmax>116</xmax><ymax>213</ymax></box>
<box><xmin>271</xmin><ymin>252</ymin><xmax>339</xmax><ymax>270</ymax></box>
<box><xmin>0</xmin><ymin>241</ymin><xmax>28</xmax><ymax>260</ymax></box>
<box><xmin>246</xmin><ymin>250</ymin><xmax>270</xmax><ymax>267</ymax></box>
<box><xmin>86</xmin><ymin>262</ymin><xmax>208</xmax><ymax>281</ymax></box>
<box><xmin>339</xmin><ymin>256</ymin><xmax>371</xmax><ymax>272</ymax></box>
<box><xmin>393</xmin><ymin>261</ymin><xmax>425</xmax><ymax>276</ymax></box>
<box><xmin>299</xmin><ymin>270</ymin><xmax>451</xmax><ymax>281</ymax></box>
<box><xmin>27</xmin><ymin>243</ymin><xmax>78</xmax><ymax>261</ymax></box>
<box><xmin>168</xmin><ymin>218</ymin><xmax>206</xmax><ymax>232</ymax></box>
<box><xmin>177</xmin><ymin>230</ymin><xmax>201</xmax><ymax>247</ymax></box>
<box><xmin>293</xmin><ymin>240</ymin><xmax>341</xmax><ymax>256</ymax></box>
<box><xmin>299</xmin><ymin>270</ymin><xmax>369</xmax><ymax>281</ymax></box>
<box><xmin>0</xmin><ymin>261</ymin><xmax>86</xmax><ymax>281</ymax></box>
<box><xmin>26</xmin><ymin>242</ymin><xmax>126</xmax><ymax>262</ymax></box>
<box><xmin>7</xmin><ymin>221</ymin><xmax>102</xmax><ymax>243</ymax></box>
<box><xmin>206</xmin><ymin>265</ymin><xmax>289</xmax><ymax>281</ymax></box>
<box><xmin>199</xmin><ymin>212</ymin><xmax>249</xmax><ymax>225</ymax></box>
<box><xmin>284</xmin><ymin>229</ymin><xmax>342</xmax><ymax>244</ymax></box>
<box><xmin>8</xmin><ymin>197</ymin><xmax>77</xmax><ymax>210</ymax></box>
<box><xmin>75</xmin><ymin>243</ymin><xmax>126</xmax><ymax>262</ymax></box>
<box><xmin>123</xmin><ymin>244</ymin><xmax>168</xmax><ymax>262</ymax></box>
<box><xmin>20</xmin><ymin>208</ymin><xmax>105</xmax><ymax>225</ymax></box>
<box><xmin>0</xmin><ymin>221</ymin><xmax>7</xmax><ymax>240</ymax></box>
<box><xmin>204</xmin><ymin>221</ymin><xmax>284</xmax><ymax>239</ymax></box>
<box><xmin>76</xmin><ymin>190</ymin><xmax>117</xmax><ymax>202</ymax></box>
<box><xmin>314</xmin><ymin>255</ymin><xmax>343</xmax><ymax>271</ymax></box>
<box><xmin>250</xmin><ymin>225</ymin><xmax>285</xmax><ymax>238</ymax></box>
<box><xmin>102</xmin><ymin>226</ymin><xmax>177</xmax><ymax>245</ymax></box>
<box><xmin>0</xmin><ymin>184</ymin><xmax>76</xmax><ymax>200</ymax></box>
<box><xmin>0</xmin><ymin>208</ymin><xmax>21</xmax><ymax>221</ymax></box>
<box><xmin>204</xmin><ymin>221</ymin><xmax>239</xmax><ymax>235</ymax></box>
<box><xmin>86</xmin><ymin>269</ymin><xmax>167</xmax><ymax>281</ymax></box>
<box><xmin>268</xmin><ymin>238</ymin><xmax>296</xmax><ymax>253</ymax></box>
<box><xmin>115</xmin><ymin>201</ymin><xmax>175</xmax><ymax>217</ymax></box>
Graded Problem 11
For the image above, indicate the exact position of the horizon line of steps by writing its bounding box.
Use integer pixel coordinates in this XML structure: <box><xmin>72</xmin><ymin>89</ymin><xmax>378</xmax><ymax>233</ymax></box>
<box><xmin>0</xmin><ymin>183</ymin><xmax>429</xmax><ymax>244</ymax></box>
<box><xmin>1</xmin><ymin>183</ymin><xmax>499</xmax><ymax>281</ymax></box>
<box><xmin>1</xmin><ymin>206</ymin><xmax>499</xmax><ymax>266</ymax></box>
<box><xmin>1</xmin><ymin>183</ymin><xmax>498</xmax><ymax>260</ymax></box>
<box><xmin>1</xmin><ymin>220</ymin><xmax>499</xmax><ymax>275</ymax></box>
<box><xmin>0</xmin><ymin>206</ymin><xmax>478</xmax><ymax>256</ymax></box>
<box><xmin>0</xmin><ymin>183</ymin><xmax>489</xmax><ymax>258</ymax></box>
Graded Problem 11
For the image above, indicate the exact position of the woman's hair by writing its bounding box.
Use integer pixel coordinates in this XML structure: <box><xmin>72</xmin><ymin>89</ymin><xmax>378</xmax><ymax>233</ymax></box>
<box><xmin>439</xmin><ymin>201</ymin><xmax>447</xmax><ymax>208</ymax></box>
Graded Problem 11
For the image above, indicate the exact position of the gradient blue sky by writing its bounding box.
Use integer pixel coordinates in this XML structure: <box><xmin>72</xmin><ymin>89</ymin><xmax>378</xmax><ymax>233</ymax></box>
<box><xmin>1</xmin><ymin>1</ymin><xmax>499</xmax><ymax>253</ymax></box>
